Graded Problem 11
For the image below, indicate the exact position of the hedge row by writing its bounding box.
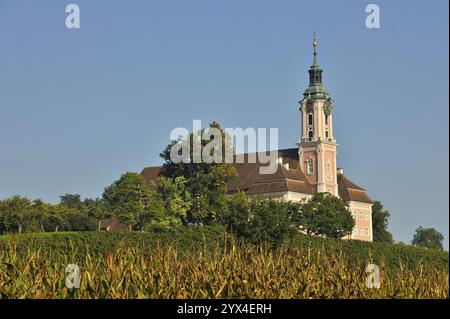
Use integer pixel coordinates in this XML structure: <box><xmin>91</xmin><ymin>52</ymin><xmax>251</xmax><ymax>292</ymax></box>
<box><xmin>0</xmin><ymin>226</ymin><xmax>226</xmax><ymax>259</ymax></box>
<box><xmin>287</xmin><ymin>235</ymin><xmax>449</xmax><ymax>271</ymax></box>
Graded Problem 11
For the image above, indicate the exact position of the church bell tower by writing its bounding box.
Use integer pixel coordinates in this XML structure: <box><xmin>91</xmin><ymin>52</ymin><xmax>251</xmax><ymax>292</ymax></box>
<box><xmin>298</xmin><ymin>34</ymin><xmax>338</xmax><ymax>196</ymax></box>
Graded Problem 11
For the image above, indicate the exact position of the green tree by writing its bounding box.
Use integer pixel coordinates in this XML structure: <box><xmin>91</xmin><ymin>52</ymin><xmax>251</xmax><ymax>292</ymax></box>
<box><xmin>138</xmin><ymin>192</ymin><xmax>168</xmax><ymax>230</ymax></box>
<box><xmin>371</xmin><ymin>201</ymin><xmax>393</xmax><ymax>243</ymax></box>
<box><xmin>159</xmin><ymin>121</ymin><xmax>237</xmax><ymax>224</ymax></box>
<box><xmin>45</xmin><ymin>204</ymin><xmax>71</xmax><ymax>232</ymax></box>
<box><xmin>221</xmin><ymin>193</ymin><xmax>302</xmax><ymax>246</ymax></box>
<box><xmin>0</xmin><ymin>195</ymin><xmax>32</xmax><ymax>233</ymax></box>
<box><xmin>412</xmin><ymin>226</ymin><xmax>444</xmax><ymax>250</ymax></box>
<box><xmin>220</xmin><ymin>191</ymin><xmax>252</xmax><ymax>238</ymax></box>
<box><xmin>158</xmin><ymin>176</ymin><xmax>192</xmax><ymax>226</ymax></box>
<box><xmin>0</xmin><ymin>195</ymin><xmax>102</xmax><ymax>234</ymax></box>
<box><xmin>301</xmin><ymin>193</ymin><xmax>354</xmax><ymax>238</ymax></box>
<box><xmin>103</xmin><ymin>172</ymin><xmax>165</xmax><ymax>230</ymax></box>
<box><xmin>30</xmin><ymin>199</ymin><xmax>52</xmax><ymax>232</ymax></box>
<box><xmin>59</xmin><ymin>194</ymin><xmax>85</xmax><ymax>211</ymax></box>
<box><xmin>64</xmin><ymin>210</ymin><xmax>97</xmax><ymax>231</ymax></box>
<box><xmin>59</xmin><ymin>194</ymin><xmax>96</xmax><ymax>231</ymax></box>
<box><xmin>83</xmin><ymin>198</ymin><xmax>110</xmax><ymax>230</ymax></box>
<box><xmin>249</xmin><ymin>198</ymin><xmax>300</xmax><ymax>246</ymax></box>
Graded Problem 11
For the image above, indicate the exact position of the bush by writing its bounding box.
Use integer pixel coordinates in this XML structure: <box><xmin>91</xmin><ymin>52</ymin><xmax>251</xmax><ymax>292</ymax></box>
<box><xmin>287</xmin><ymin>233</ymin><xmax>449</xmax><ymax>271</ymax></box>
<box><xmin>65</xmin><ymin>213</ymin><xmax>98</xmax><ymax>231</ymax></box>
<box><xmin>0</xmin><ymin>224</ymin><xmax>227</xmax><ymax>259</ymax></box>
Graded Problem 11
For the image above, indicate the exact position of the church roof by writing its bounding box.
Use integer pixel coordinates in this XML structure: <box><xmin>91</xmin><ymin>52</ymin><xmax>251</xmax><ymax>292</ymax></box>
<box><xmin>140</xmin><ymin>147</ymin><xmax>372</xmax><ymax>203</ymax></box>
<box><xmin>141</xmin><ymin>166</ymin><xmax>162</xmax><ymax>190</ymax></box>
<box><xmin>225</xmin><ymin>148</ymin><xmax>314</xmax><ymax>194</ymax></box>
<box><xmin>228</xmin><ymin>161</ymin><xmax>315</xmax><ymax>195</ymax></box>
<box><xmin>337</xmin><ymin>173</ymin><xmax>372</xmax><ymax>203</ymax></box>
<box><xmin>141</xmin><ymin>148</ymin><xmax>312</xmax><ymax>194</ymax></box>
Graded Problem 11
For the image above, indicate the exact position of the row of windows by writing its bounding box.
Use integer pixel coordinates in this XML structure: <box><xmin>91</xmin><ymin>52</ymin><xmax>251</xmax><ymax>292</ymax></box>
<box><xmin>307</xmin><ymin>130</ymin><xmax>330</xmax><ymax>139</ymax></box>
<box><xmin>305</xmin><ymin>160</ymin><xmax>332</xmax><ymax>176</ymax></box>
<box><xmin>306</xmin><ymin>113</ymin><xmax>330</xmax><ymax>139</ymax></box>
<box><xmin>307</xmin><ymin>113</ymin><xmax>329</xmax><ymax>126</ymax></box>
<box><xmin>352</xmin><ymin>211</ymin><xmax>370</xmax><ymax>221</ymax></box>
<box><xmin>353</xmin><ymin>226</ymin><xmax>370</xmax><ymax>237</ymax></box>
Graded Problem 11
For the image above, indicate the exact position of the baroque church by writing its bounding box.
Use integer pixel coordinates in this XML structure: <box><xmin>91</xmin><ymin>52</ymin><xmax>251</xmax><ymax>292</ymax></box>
<box><xmin>142</xmin><ymin>37</ymin><xmax>373</xmax><ymax>241</ymax></box>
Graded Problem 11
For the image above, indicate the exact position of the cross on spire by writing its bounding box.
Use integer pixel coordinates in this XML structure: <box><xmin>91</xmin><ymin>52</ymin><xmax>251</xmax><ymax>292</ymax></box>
<box><xmin>313</xmin><ymin>31</ymin><xmax>317</xmax><ymax>53</ymax></box>
<box><xmin>312</xmin><ymin>31</ymin><xmax>318</xmax><ymax>66</ymax></box>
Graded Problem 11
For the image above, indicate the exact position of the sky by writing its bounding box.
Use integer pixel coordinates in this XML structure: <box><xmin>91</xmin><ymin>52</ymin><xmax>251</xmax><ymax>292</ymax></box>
<box><xmin>0</xmin><ymin>0</ymin><xmax>448</xmax><ymax>248</ymax></box>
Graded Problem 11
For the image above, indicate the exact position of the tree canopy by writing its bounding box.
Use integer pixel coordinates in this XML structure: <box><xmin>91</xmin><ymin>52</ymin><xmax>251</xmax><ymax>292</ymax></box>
<box><xmin>300</xmin><ymin>193</ymin><xmax>354</xmax><ymax>238</ymax></box>
<box><xmin>412</xmin><ymin>226</ymin><xmax>444</xmax><ymax>250</ymax></box>
<box><xmin>102</xmin><ymin>172</ymin><xmax>165</xmax><ymax>229</ymax></box>
<box><xmin>0</xmin><ymin>195</ymin><xmax>97</xmax><ymax>233</ymax></box>
<box><xmin>220</xmin><ymin>191</ymin><xmax>354</xmax><ymax>244</ymax></box>
<box><xmin>371</xmin><ymin>201</ymin><xmax>393</xmax><ymax>243</ymax></box>
<box><xmin>159</xmin><ymin>121</ymin><xmax>237</xmax><ymax>224</ymax></box>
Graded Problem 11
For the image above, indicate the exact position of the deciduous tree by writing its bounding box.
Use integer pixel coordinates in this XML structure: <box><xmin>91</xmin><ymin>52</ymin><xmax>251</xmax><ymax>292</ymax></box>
<box><xmin>371</xmin><ymin>201</ymin><xmax>393</xmax><ymax>243</ymax></box>
<box><xmin>159</xmin><ymin>122</ymin><xmax>237</xmax><ymax>224</ymax></box>
<box><xmin>412</xmin><ymin>226</ymin><xmax>444</xmax><ymax>250</ymax></box>
<box><xmin>301</xmin><ymin>193</ymin><xmax>354</xmax><ymax>238</ymax></box>
<box><xmin>103</xmin><ymin>172</ymin><xmax>165</xmax><ymax>230</ymax></box>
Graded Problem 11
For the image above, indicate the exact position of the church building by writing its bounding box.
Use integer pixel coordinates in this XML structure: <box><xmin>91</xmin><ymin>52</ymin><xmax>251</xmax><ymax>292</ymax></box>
<box><xmin>142</xmin><ymin>37</ymin><xmax>373</xmax><ymax>241</ymax></box>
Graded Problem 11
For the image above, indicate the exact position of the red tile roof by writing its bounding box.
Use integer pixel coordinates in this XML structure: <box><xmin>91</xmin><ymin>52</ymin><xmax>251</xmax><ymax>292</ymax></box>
<box><xmin>337</xmin><ymin>174</ymin><xmax>372</xmax><ymax>203</ymax></box>
<box><xmin>141</xmin><ymin>148</ymin><xmax>371</xmax><ymax>203</ymax></box>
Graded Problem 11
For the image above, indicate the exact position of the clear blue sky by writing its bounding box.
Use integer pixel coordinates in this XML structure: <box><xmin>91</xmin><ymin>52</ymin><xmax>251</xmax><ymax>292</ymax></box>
<box><xmin>0</xmin><ymin>0</ymin><xmax>448</xmax><ymax>248</ymax></box>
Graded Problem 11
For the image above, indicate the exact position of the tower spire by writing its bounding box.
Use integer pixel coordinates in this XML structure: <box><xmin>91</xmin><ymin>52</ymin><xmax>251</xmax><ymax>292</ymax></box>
<box><xmin>312</xmin><ymin>31</ymin><xmax>318</xmax><ymax>66</ymax></box>
<box><xmin>302</xmin><ymin>32</ymin><xmax>329</xmax><ymax>99</ymax></box>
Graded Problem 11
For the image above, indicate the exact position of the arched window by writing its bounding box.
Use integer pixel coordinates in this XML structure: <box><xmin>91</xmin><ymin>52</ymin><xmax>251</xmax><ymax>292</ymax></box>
<box><xmin>308</xmin><ymin>129</ymin><xmax>313</xmax><ymax>139</ymax></box>
<box><xmin>308</xmin><ymin>113</ymin><xmax>313</xmax><ymax>126</ymax></box>
<box><xmin>325</xmin><ymin>114</ymin><xmax>329</xmax><ymax>125</ymax></box>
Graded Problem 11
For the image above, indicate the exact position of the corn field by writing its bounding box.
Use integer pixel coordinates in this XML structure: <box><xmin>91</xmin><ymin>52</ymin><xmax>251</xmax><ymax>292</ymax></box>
<box><xmin>0</xmin><ymin>238</ymin><xmax>448</xmax><ymax>299</ymax></box>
